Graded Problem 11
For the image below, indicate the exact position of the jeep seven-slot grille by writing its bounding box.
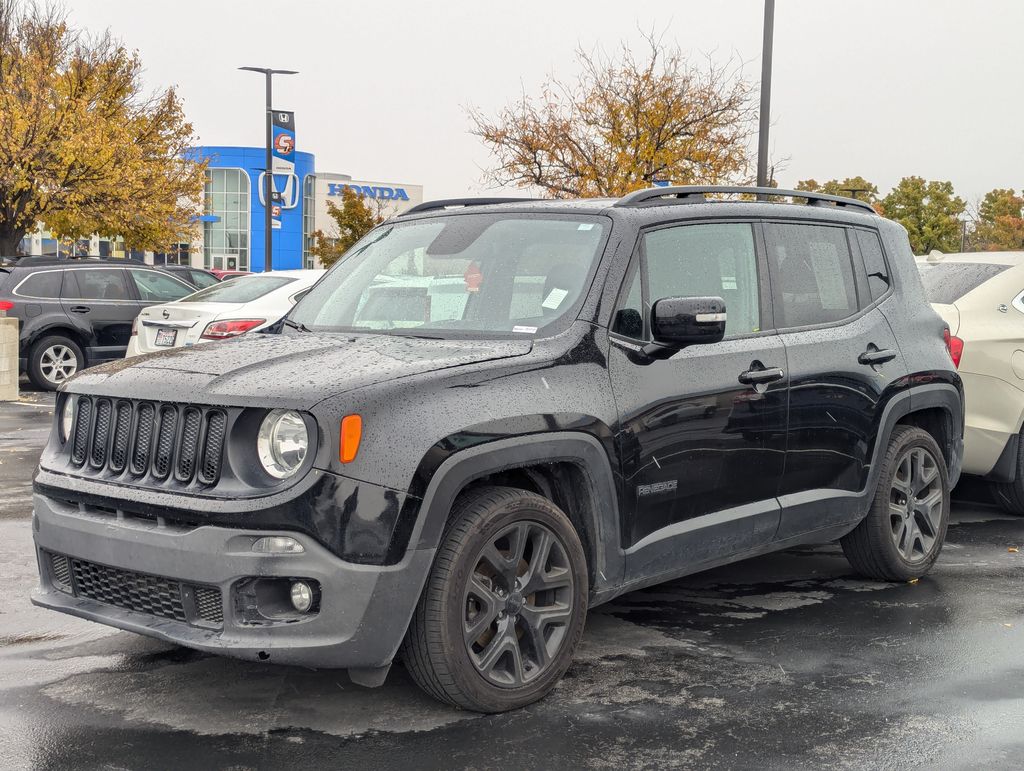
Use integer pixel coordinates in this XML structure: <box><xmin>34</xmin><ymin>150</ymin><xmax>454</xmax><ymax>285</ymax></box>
<box><xmin>47</xmin><ymin>552</ymin><xmax>224</xmax><ymax>627</ymax></box>
<box><xmin>67</xmin><ymin>397</ymin><xmax>226</xmax><ymax>487</ymax></box>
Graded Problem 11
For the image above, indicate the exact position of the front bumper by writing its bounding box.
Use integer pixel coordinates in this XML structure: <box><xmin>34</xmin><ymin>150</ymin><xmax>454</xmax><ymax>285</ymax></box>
<box><xmin>30</xmin><ymin>493</ymin><xmax>434</xmax><ymax>670</ymax></box>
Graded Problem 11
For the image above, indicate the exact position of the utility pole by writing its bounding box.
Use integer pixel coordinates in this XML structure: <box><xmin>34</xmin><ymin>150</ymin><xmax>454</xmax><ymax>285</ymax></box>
<box><xmin>239</xmin><ymin>66</ymin><xmax>298</xmax><ymax>272</ymax></box>
<box><xmin>756</xmin><ymin>0</ymin><xmax>775</xmax><ymax>197</ymax></box>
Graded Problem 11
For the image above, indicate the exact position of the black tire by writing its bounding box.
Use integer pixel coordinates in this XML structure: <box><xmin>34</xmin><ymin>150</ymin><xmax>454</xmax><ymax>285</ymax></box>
<box><xmin>841</xmin><ymin>425</ymin><xmax>950</xmax><ymax>581</ymax></box>
<box><xmin>27</xmin><ymin>335</ymin><xmax>84</xmax><ymax>391</ymax></box>
<box><xmin>992</xmin><ymin>432</ymin><xmax>1024</xmax><ymax>515</ymax></box>
<box><xmin>401</xmin><ymin>486</ymin><xmax>588</xmax><ymax>712</ymax></box>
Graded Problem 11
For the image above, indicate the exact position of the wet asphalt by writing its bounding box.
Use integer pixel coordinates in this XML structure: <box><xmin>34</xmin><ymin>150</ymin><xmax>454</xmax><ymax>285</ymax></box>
<box><xmin>1</xmin><ymin>391</ymin><xmax>1022</xmax><ymax>770</ymax></box>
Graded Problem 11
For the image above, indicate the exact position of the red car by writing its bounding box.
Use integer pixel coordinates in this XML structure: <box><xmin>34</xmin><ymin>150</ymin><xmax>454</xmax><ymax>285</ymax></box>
<box><xmin>209</xmin><ymin>269</ymin><xmax>253</xmax><ymax>281</ymax></box>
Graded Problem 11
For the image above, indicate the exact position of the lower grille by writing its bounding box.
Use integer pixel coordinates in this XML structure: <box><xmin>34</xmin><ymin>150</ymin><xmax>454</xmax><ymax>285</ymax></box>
<box><xmin>47</xmin><ymin>551</ymin><xmax>223</xmax><ymax>628</ymax></box>
<box><xmin>194</xmin><ymin>586</ymin><xmax>224</xmax><ymax>624</ymax></box>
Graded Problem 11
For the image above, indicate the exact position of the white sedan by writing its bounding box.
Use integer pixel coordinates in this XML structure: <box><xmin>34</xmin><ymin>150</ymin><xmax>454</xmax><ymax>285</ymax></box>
<box><xmin>125</xmin><ymin>269</ymin><xmax>324</xmax><ymax>358</ymax></box>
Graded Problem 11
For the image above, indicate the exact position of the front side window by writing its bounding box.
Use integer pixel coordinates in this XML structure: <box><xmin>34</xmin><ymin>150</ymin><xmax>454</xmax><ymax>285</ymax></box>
<box><xmin>290</xmin><ymin>214</ymin><xmax>609</xmax><ymax>337</ymax></box>
<box><xmin>179</xmin><ymin>275</ymin><xmax>295</xmax><ymax>304</ymax></box>
<box><xmin>764</xmin><ymin>223</ymin><xmax>858</xmax><ymax>328</ymax></box>
<box><xmin>67</xmin><ymin>269</ymin><xmax>130</xmax><ymax>301</ymax></box>
<box><xmin>129</xmin><ymin>270</ymin><xmax>193</xmax><ymax>302</ymax></box>
<box><xmin>638</xmin><ymin>222</ymin><xmax>761</xmax><ymax>338</ymax></box>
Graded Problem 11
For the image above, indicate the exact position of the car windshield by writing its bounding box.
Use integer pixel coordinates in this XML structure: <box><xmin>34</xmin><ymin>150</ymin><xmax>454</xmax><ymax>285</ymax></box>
<box><xmin>178</xmin><ymin>275</ymin><xmax>295</xmax><ymax>303</ymax></box>
<box><xmin>289</xmin><ymin>214</ymin><xmax>609</xmax><ymax>337</ymax></box>
<box><xmin>917</xmin><ymin>262</ymin><xmax>1009</xmax><ymax>304</ymax></box>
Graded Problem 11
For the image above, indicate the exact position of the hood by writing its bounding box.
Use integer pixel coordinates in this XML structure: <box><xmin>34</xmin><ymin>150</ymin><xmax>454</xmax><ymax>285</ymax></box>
<box><xmin>65</xmin><ymin>330</ymin><xmax>533</xmax><ymax>405</ymax></box>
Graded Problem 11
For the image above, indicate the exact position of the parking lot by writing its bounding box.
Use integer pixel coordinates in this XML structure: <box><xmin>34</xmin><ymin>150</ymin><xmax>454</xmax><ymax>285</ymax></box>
<box><xmin>0</xmin><ymin>391</ymin><xmax>1020</xmax><ymax>770</ymax></box>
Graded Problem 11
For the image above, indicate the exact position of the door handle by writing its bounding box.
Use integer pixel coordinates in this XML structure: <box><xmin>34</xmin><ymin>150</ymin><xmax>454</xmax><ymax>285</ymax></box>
<box><xmin>69</xmin><ymin>305</ymin><xmax>91</xmax><ymax>314</ymax></box>
<box><xmin>738</xmin><ymin>366</ymin><xmax>785</xmax><ymax>385</ymax></box>
<box><xmin>859</xmin><ymin>347</ymin><xmax>897</xmax><ymax>365</ymax></box>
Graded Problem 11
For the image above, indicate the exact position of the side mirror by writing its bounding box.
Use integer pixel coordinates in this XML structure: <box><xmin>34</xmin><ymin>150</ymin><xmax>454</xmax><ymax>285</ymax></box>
<box><xmin>651</xmin><ymin>296</ymin><xmax>727</xmax><ymax>348</ymax></box>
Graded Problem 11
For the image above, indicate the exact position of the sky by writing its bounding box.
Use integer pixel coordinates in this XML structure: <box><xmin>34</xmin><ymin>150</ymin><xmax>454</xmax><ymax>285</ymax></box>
<box><xmin>67</xmin><ymin>0</ymin><xmax>1024</xmax><ymax>205</ymax></box>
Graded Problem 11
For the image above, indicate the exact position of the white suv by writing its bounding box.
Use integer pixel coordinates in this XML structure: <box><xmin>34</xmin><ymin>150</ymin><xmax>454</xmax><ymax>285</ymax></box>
<box><xmin>917</xmin><ymin>251</ymin><xmax>1024</xmax><ymax>512</ymax></box>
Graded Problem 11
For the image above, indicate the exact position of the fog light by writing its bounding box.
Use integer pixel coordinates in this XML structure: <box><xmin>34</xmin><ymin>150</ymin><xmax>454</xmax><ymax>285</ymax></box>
<box><xmin>251</xmin><ymin>536</ymin><xmax>304</xmax><ymax>554</ymax></box>
<box><xmin>290</xmin><ymin>581</ymin><xmax>313</xmax><ymax>613</ymax></box>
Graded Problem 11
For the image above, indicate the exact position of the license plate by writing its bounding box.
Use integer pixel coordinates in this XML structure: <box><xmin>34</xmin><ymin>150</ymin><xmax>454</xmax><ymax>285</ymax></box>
<box><xmin>154</xmin><ymin>328</ymin><xmax>177</xmax><ymax>347</ymax></box>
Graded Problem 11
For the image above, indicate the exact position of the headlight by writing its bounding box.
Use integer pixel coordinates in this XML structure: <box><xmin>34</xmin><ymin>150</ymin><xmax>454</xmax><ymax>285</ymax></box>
<box><xmin>256</xmin><ymin>409</ymin><xmax>308</xmax><ymax>479</ymax></box>
<box><xmin>59</xmin><ymin>397</ymin><xmax>74</xmax><ymax>443</ymax></box>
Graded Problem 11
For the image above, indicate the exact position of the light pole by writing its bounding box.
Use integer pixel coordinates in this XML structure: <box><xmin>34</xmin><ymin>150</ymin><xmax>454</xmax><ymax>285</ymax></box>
<box><xmin>239</xmin><ymin>66</ymin><xmax>298</xmax><ymax>273</ymax></box>
<box><xmin>756</xmin><ymin>0</ymin><xmax>775</xmax><ymax>196</ymax></box>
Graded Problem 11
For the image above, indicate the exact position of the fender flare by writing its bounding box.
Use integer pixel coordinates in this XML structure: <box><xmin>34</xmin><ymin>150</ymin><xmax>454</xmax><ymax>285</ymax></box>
<box><xmin>407</xmin><ymin>431</ymin><xmax>625</xmax><ymax>596</ymax></box>
<box><xmin>865</xmin><ymin>382</ymin><xmax>964</xmax><ymax>497</ymax></box>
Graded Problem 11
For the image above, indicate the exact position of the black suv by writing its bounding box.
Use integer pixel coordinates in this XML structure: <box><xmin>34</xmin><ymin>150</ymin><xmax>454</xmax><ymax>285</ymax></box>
<box><xmin>31</xmin><ymin>187</ymin><xmax>963</xmax><ymax>712</ymax></box>
<box><xmin>0</xmin><ymin>259</ymin><xmax>195</xmax><ymax>389</ymax></box>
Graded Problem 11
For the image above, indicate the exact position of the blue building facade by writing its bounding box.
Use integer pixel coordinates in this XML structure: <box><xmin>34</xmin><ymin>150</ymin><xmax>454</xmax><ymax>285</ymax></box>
<box><xmin>195</xmin><ymin>145</ymin><xmax>315</xmax><ymax>273</ymax></box>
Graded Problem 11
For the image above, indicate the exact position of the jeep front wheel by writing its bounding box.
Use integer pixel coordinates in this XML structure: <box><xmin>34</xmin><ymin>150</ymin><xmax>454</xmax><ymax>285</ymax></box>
<box><xmin>401</xmin><ymin>486</ymin><xmax>588</xmax><ymax>712</ymax></box>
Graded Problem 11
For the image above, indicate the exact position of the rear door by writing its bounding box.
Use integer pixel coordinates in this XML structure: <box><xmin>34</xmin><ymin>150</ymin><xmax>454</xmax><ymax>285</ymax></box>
<box><xmin>60</xmin><ymin>268</ymin><xmax>138</xmax><ymax>362</ymax></box>
<box><xmin>609</xmin><ymin>220</ymin><xmax>789</xmax><ymax>581</ymax></box>
<box><xmin>765</xmin><ymin>221</ymin><xmax>907</xmax><ymax>538</ymax></box>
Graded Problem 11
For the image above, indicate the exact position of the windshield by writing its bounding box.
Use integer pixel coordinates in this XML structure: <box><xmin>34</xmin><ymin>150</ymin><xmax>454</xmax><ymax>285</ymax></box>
<box><xmin>178</xmin><ymin>275</ymin><xmax>295</xmax><ymax>304</ymax></box>
<box><xmin>289</xmin><ymin>214</ymin><xmax>609</xmax><ymax>337</ymax></box>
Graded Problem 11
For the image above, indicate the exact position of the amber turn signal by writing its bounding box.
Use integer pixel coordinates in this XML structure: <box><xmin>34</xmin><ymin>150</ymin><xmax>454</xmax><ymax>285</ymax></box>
<box><xmin>340</xmin><ymin>415</ymin><xmax>362</xmax><ymax>463</ymax></box>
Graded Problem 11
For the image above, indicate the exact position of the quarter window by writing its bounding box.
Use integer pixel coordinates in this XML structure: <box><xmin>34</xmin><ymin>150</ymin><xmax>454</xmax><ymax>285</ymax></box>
<box><xmin>764</xmin><ymin>223</ymin><xmax>859</xmax><ymax>327</ymax></box>
<box><xmin>16</xmin><ymin>270</ymin><xmax>63</xmax><ymax>298</ymax></box>
<box><xmin>641</xmin><ymin>223</ymin><xmax>761</xmax><ymax>338</ymax></box>
<box><xmin>856</xmin><ymin>230</ymin><xmax>890</xmax><ymax>303</ymax></box>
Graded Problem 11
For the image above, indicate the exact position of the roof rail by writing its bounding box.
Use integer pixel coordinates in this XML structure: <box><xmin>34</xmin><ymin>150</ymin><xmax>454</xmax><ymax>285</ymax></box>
<box><xmin>399</xmin><ymin>197</ymin><xmax>536</xmax><ymax>217</ymax></box>
<box><xmin>614</xmin><ymin>185</ymin><xmax>877</xmax><ymax>215</ymax></box>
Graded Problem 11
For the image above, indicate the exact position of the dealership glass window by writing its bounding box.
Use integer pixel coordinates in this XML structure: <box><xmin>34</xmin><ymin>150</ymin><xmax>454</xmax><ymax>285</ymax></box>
<box><xmin>203</xmin><ymin>168</ymin><xmax>250</xmax><ymax>271</ymax></box>
<box><xmin>153</xmin><ymin>243</ymin><xmax>192</xmax><ymax>266</ymax></box>
<box><xmin>303</xmin><ymin>174</ymin><xmax>316</xmax><ymax>269</ymax></box>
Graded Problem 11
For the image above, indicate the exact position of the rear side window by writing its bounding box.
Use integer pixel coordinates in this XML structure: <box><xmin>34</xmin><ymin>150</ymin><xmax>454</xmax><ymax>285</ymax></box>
<box><xmin>15</xmin><ymin>270</ymin><xmax>63</xmax><ymax>298</ymax></box>
<box><xmin>66</xmin><ymin>269</ymin><xmax>130</xmax><ymax>301</ymax></box>
<box><xmin>917</xmin><ymin>262</ymin><xmax>1009</xmax><ymax>304</ymax></box>
<box><xmin>189</xmin><ymin>270</ymin><xmax>221</xmax><ymax>289</ymax></box>
<box><xmin>641</xmin><ymin>222</ymin><xmax>761</xmax><ymax>338</ymax></box>
<box><xmin>180</xmin><ymin>275</ymin><xmax>294</xmax><ymax>303</ymax></box>
<box><xmin>764</xmin><ymin>223</ymin><xmax>859</xmax><ymax>327</ymax></box>
<box><xmin>855</xmin><ymin>230</ymin><xmax>891</xmax><ymax>302</ymax></box>
<box><xmin>129</xmin><ymin>269</ymin><xmax>193</xmax><ymax>302</ymax></box>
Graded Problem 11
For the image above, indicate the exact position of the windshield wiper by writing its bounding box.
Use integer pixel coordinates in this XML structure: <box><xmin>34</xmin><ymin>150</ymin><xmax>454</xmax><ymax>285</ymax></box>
<box><xmin>282</xmin><ymin>318</ymin><xmax>312</xmax><ymax>332</ymax></box>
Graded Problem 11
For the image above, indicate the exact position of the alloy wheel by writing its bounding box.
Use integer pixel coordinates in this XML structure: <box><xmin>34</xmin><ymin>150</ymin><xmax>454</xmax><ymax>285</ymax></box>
<box><xmin>463</xmin><ymin>520</ymin><xmax>575</xmax><ymax>687</ymax></box>
<box><xmin>39</xmin><ymin>344</ymin><xmax>78</xmax><ymax>385</ymax></box>
<box><xmin>889</xmin><ymin>446</ymin><xmax>944</xmax><ymax>563</ymax></box>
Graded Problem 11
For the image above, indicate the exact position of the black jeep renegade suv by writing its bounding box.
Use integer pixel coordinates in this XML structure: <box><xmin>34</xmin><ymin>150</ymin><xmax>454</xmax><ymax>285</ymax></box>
<box><xmin>32</xmin><ymin>187</ymin><xmax>964</xmax><ymax>712</ymax></box>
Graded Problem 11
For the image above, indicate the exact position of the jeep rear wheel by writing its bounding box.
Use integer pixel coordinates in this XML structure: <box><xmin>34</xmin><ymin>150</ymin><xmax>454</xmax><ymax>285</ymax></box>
<box><xmin>401</xmin><ymin>486</ymin><xmax>588</xmax><ymax>712</ymax></box>
<box><xmin>841</xmin><ymin>425</ymin><xmax>950</xmax><ymax>580</ymax></box>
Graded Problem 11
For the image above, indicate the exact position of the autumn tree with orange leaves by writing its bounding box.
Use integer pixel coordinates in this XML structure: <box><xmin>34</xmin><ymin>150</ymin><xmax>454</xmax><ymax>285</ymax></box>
<box><xmin>0</xmin><ymin>1</ymin><xmax>206</xmax><ymax>255</ymax></box>
<box><xmin>470</xmin><ymin>36</ymin><xmax>757</xmax><ymax>198</ymax></box>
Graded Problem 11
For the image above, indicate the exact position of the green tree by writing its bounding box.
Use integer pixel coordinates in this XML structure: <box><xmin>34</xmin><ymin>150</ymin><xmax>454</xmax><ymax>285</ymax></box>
<box><xmin>796</xmin><ymin>176</ymin><xmax>879</xmax><ymax>204</ymax></box>
<box><xmin>0</xmin><ymin>1</ymin><xmax>206</xmax><ymax>255</ymax></box>
<box><xmin>309</xmin><ymin>186</ymin><xmax>385</xmax><ymax>268</ymax></box>
<box><xmin>971</xmin><ymin>188</ymin><xmax>1024</xmax><ymax>251</ymax></box>
<box><xmin>880</xmin><ymin>177</ymin><xmax>965</xmax><ymax>254</ymax></box>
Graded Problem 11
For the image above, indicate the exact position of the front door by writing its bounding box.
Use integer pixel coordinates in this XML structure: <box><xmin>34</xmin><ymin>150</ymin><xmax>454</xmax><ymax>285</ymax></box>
<box><xmin>608</xmin><ymin>221</ymin><xmax>789</xmax><ymax>582</ymax></box>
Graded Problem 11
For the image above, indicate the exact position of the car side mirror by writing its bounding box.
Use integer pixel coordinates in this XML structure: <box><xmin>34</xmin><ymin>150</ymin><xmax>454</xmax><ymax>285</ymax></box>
<box><xmin>649</xmin><ymin>296</ymin><xmax>727</xmax><ymax>351</ymax></box>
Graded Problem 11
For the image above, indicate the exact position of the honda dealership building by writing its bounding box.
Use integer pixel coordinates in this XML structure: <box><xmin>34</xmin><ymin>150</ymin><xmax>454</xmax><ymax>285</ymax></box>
<box><xmin>19</xmin><ymin>144</ymin><xmax>423</xmax><ymax>272</ymax></box>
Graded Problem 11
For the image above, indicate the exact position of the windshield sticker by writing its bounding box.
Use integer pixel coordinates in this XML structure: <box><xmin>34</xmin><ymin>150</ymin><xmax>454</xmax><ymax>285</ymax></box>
<box><xmin>512</xmin><ymin>325</ymin><xmax>538</xmax><ymax>334</ymax></box>
<box><xmin>541</xmin><ymin>287</ymin><xmax>569</xmax><ymax>309</ymax></box>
